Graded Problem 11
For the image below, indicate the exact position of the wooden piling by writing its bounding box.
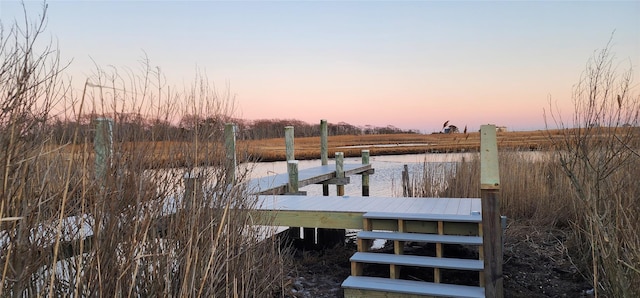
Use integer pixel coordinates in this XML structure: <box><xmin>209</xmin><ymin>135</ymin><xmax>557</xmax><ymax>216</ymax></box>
<box><xmin>94</xmin><ymin>118</ymin><xmax>113</xmax><ymax>182</ymax></box>
<box><xmin>336</xmin><ymin>152</ymin><xmax>345</xmax><ymax>196</ymax></box>
<box><xmin>321</xmin><ymin>120</ymin><xmax>329</xmax><ymax>196</ymax></box>
<box><xmin>285</xmin><ymin>126</ymin><xmax>295</xmax><ymax>161</ymax></box>
<box><xmin>287</xmin><ymin>160</ymin><xmax>299</xmax><ymax>194</ymax></box>
<box><xmin>480</xmin><ymin>124</ymin><xmax>504</xmax><ymax>298</ymax></box>
<box><xmin>361</xmin><ymin>150</ymin><xmax>370</xmax><ymax>196</ymax></box>
<box><xmin>224</xmin><ymin>123</ymin><xmax>237</xmax><ymax>185</ymax></box>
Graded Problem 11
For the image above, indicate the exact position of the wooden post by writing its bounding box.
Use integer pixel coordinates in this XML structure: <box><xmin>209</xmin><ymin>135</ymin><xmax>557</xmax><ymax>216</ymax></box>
<box><xmin>285</xmin><ymin>126</ymin><xmax>295</xmax><ymax>161</ymax></box>
<box><xmin>320</xmin><ymin>120</ymin><xmax>329</xmax><ymax>196</ymax></box>
<box><xmin>480</xmin><ymin>124</ymin><xmax>503</xmax><ymax>297</ymax></box>
<box><xmin>183</xmin><ymin>172</ymin><xmax>203</xmax><ymax>210</ymax></box>
<box><xmin>402</xmin><ymin>164</ymin><xmax>411</xmax><ymax>197</ymax></box>
<box><xmin>94</xmin><ymin>118</ymin><xmax>113</xmax><ymax>182</ymax></box>
<box><xmin>224</xmin><ymin>123</ymin><xmax>237</xmax><ymax>186</ymax></box>
<box><xmin>287</xmin><ymin>160</ymin><xmax>299</xmax><ymax>194</ymax></box>
<box><xmin>361</xmin><ymin>150</ymin><xmax>370</xmax><ymax>196</ymax></box>
<box><xmin>335</xmin><ymin>152</ymin><xmax>345</xmax><ymax>196</ymax></box>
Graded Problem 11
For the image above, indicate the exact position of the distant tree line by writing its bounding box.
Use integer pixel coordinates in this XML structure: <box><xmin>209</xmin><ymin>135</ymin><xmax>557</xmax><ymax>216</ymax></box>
<box><xmin>44</xmin><ymin>114</ymin><xmax>419</xmax><ymax>144</ymax></box>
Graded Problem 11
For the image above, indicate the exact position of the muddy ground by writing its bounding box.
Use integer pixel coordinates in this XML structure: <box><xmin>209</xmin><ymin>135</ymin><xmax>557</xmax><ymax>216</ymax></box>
<box><xmin>281</xmin><ymin>223</ymin><xmax>593</xmax><ymax>297</ymax></box>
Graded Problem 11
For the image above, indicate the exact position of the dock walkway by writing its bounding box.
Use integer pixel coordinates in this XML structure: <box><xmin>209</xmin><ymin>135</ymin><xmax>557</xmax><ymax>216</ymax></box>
<box><xmin>247</xmin><ymin>163</ymin><xmax>372</xmax><ymax>195</ymax></box>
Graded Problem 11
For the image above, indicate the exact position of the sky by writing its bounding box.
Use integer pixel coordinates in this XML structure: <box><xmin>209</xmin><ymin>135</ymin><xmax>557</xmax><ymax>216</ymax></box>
<box><xmin>1</xmin><ymin>1</ymin><xmax>639</xmax><ymax>133</ymax></box>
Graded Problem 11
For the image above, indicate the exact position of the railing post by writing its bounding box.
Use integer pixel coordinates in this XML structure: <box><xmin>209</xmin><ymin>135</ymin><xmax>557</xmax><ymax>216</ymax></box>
<box><xmin>224</xmin><ymin>123</ymin><xmax>237</xmax><ymax>186</ymax></box>
<box><xmin>361</xmin><ymin>150</ymin><xmax>370</xmax><ymax>196</ymax></box>
<box><xmin>94</xmin><ymin>118</ymin><xmax>114</xmax><ymax>183</ymax></box>
<box><xmin>480</xmin><ymin>124</ymin><xmax>504</xmax><ymax>298</ymax></box>
<box><xmin>285</xmin><ymin>126</ymin><xmax>295</xmax><ymax>161</ymax></box>
<box><xmin>320</xmin><ymin>120</ymin><xmax>329</xmax><ymax>196</ymax></box>
<box><xmin>336</xmin><ymin>152</ymin><xmax>345</xmax><ymax>196</ymax></box>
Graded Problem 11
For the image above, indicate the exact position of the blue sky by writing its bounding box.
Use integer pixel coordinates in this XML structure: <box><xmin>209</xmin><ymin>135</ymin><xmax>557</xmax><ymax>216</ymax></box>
<box><xmin>1</xmin><ymin>0</ymin><xmax>639</xmax><ymax>132</ymax></box>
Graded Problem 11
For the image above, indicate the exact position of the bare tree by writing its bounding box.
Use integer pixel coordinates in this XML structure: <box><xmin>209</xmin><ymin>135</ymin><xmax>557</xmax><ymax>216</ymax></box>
<box><xmin>545</xmin><ymin>38</ymin><xmax>640</xmax><ymax>297</ymax></box>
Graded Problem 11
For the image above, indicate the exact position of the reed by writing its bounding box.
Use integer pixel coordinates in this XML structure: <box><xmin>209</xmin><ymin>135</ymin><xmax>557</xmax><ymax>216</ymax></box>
<box><xmin>0</xmin><ymin>9</ymin><xmax>287</xmax><ymax>296</ymax></box>
<box><xmin>410</xmin><ymin>40</ymin><xmax>640</xmax><ymax>296</ymax></box>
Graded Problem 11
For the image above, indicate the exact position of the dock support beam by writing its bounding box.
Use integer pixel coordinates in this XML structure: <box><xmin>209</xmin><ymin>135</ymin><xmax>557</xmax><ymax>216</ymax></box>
<box><xmin>336</xmin><ymin>152</ymin><xmax>345</xmax><ymax>196</ymax></box>
<box><xmin>320</xmin><ymin>120</ymin><xmax>329</xmax><ymax>196</ymax></box>
<box><xmin>480</xmin><ymin>124</ymin><xmax>504</xmax><ymax>298</ymax></box>
<box><xmin>361</xmin><ymin>150</ymin><xmax>370</xmax><ymax>196</ymax></box>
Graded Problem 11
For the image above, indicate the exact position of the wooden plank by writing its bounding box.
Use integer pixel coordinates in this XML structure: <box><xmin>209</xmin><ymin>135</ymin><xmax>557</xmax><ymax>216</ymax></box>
<box><xmin>430</xmin><ymin>198</ymin><xmax>450</xmax><ymax>214</ymax></box>
<box><xmin>342</xmin><ymin>276</ymin><xmax>485</xmax><ymax>298</ymax></box>
<box><xmin>357</xmin><ymin>231</ymin><xmax>482</xmax><ymax>245</ymax></box>
<box><xmin>480</xmin><ymin>125</ymin><xmax>500</xmax><ymax>190</ymax></box>
<box><xmin>344</xmin><ymin>288</ymin><xmax>430</xmax><ymax>298</ymax></box>
<box><xmin>363</xmin><ymin>212</ymin><xmax>482</xmax><ymax>223</ymax></box>
<box><xmin>350</xmin><ymin>252</ymin><xmax>484</xmax><ymax>271</ymax></box>
<box><xmin>252</xmin><ymin>210</ymin><xmax>364</xmax><ymax>229</ymax></box>
<box><xmin>458</xmin><ymin>199</ymin><xmax>473</xmax><ymax>216</ymax></box>
<box><xmin>444</xmin><ymin>198</ymin><xmax>462</xmax><ymax>215</ymax></box>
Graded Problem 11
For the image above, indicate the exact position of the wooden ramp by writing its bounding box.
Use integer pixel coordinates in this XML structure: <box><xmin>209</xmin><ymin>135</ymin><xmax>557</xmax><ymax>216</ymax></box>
<box><xmin>247</xmin><ymin>164</ymin><xmax>372</xmax><ymax>195</ymax></box>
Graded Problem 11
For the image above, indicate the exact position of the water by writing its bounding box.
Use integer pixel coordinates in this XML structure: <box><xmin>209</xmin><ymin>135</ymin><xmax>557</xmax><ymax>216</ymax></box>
<box><xmin>244</xmin><ymin>152</ymin><xmax>480</xmax><ymax>197</ymax></box>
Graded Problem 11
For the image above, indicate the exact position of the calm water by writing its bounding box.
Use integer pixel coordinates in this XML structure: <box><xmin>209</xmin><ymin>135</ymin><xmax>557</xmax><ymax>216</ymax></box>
<box><xmin>243</xmin><ymin>152</ymin><xmax>480</xmax><ymax>197</ymax></box>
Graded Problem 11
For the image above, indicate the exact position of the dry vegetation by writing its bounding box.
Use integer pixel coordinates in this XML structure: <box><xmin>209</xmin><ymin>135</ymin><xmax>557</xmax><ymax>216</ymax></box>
<box><xmin>1</xmin><ymin>8</ymin><xmax>286</xmax><ymax>296</ymax></box>
<box><xmin>2</xmin><ymin>5</ymin><xmax>638</xmax><ymax>298</ymax></box>
<box><xmin>407</xmin><ymin>42</ymin><xmax>640</xmax><ymax>296</ymax></box>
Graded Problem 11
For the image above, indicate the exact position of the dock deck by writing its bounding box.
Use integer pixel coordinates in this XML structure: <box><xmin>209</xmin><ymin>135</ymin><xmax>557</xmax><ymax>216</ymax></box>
<box><xmin>252</xmin><ymin>195</ymin><xmax>482</xmax><ymax>235</ymax></box>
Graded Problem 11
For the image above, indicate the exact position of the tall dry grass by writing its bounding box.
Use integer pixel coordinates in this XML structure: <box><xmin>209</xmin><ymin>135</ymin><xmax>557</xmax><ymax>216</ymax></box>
<box><xmin>410</xmin><ymin>41</ymin><xmax>640</xmax><ymax>296</ymax></box>
<box><xmin>1</xmin><ymin>6</ymin><xmax>287</xmax><ymax>297</ymax></box>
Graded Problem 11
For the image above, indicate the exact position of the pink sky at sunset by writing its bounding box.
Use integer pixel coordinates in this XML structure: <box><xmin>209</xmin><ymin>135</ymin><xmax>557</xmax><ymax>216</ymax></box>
<box><xmin>1</xmin><ymin>1</ymin><xmax>638</xmax><ymax>133</ymax></box>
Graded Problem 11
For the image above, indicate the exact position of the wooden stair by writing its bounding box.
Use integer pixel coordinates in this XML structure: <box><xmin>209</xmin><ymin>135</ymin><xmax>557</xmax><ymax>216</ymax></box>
<box><xmin>342</xmin><ymin>212</ymin><xmax>485</xmax><ymax>298</ymax></box>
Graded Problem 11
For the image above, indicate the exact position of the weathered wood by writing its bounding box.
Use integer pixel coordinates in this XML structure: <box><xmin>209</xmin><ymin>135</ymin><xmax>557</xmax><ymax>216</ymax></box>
<box><xmin>480</xmin><ymin>124</ymin><xmax>504</xmax><ymax>298</ymax></box>
<box><xmin>285</xmin><ymin>126</ymin><xmax>295</xmax><ymax>161</ymax></box>
<box><xmin>94</xmin><ymin>118</ymin><xmax>113</xmax><ymax>182</ymax></box>
<box><xmin>287</xmin><ymin>160</ymin><xmax>299</xmax><ymax>194</ymax></box>
<box><xmin>249</xmin><ymin>164</ymin><xmax>372</xmax><ymax>195</ymax></box>
<box><xmin>402</xmin><ymin>164</ymin><xmax>411</xmax><ymax>197</ymax></box>
<box><xmin>321</xmin><ymin>119</ymin><xmax>329</xmax><ymax>196</ymax></box>
<box><xmin>224</xmin><ymin>123</ymin><xmax>237</xmax><ymax>185</ymax></box>
<box><xmin>336</xmin><ymin>152</ymin><xmax>345</xmax><ymax>196</ymax></box>
<box><xmin>317</xmin><ymin>177</ymin><xmax>350</xmax><ymax>185</ymax></box>
<box><xmin>362</xmin><ymin>150</ymin><xmax>370</xmax><ymax>196</ymax></box>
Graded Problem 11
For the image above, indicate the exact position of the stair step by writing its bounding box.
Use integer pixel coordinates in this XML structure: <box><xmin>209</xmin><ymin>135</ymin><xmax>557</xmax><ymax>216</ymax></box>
<box><xmin>363</xmin><ymin>212</ymin><xmax>482</xmax><ymax>223</ymax></box>
<box><xmin>351</xmin><ymin>252</ymin><xmax>483</xmax><ymax>271</ymax></box>
<box><xmin>342</xmin><ymin>276</ymin><xmax>484</xmax><ymax>298</ymax></box>
<box><xmin>358</xmin><ymin>231</ymin><xmax>482</xmax><ymax>245</ymax></box>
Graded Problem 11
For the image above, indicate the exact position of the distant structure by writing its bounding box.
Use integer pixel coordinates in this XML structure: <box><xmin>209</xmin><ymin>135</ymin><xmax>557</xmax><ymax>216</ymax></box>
<box><xmin>496</xmin><ymin>126</ymin><xmax>507</xmax><ymax>132</ymax></box>
<box><xmin>444</xmin><ymin>125</ymin><xmax>459</xmax><ymax>134</ymax></box>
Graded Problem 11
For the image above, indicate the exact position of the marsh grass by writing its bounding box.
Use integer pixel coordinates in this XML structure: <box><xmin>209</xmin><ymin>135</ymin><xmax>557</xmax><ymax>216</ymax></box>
<box><xmin>0</xmin><ymin>8</ymin><xmax>287</xmax><ymax>296</ymax></box>
<box><xmin>409</xmin><ymin>41</ymin><xmax>640</xmax><ymax>296</ymax></box>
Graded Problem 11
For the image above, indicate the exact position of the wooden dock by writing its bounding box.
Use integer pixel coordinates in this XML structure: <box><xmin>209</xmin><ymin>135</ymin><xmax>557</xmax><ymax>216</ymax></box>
<box><xmin>247</xmin><ymin>164</ymin><xmax>372</xmax><ymax>195</ymax></box>
<box><xmin>243</xmin><ymin>123</ymin><xmax>503</xmax><ymax>298</ymax></box>
<box><xmin>252</xmin><ymin>195</ymin><xmax>482</xmax><ymax>235</ymax></box>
